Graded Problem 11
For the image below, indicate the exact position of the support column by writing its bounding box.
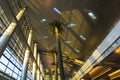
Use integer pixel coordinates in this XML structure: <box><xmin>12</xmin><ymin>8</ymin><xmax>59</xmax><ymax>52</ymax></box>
<box><xmin>49</xmin><ymin>69</ymin><xmax>52</xmax><ymax>80</ymax></box>
<box><xmin>37</xmin><ymin>53</ymin><xmax>40</xmax><ymax>80</ymax></box>
<box><xmin>54</xmin><ymin>53</ymin><xmax>58</xmax><ymax>80</ymax></box>
<box><xmin>32</xmin><ymin>43</ymin><xmax>37</xmax><ymax>80</ymax></box>
<box><xmin>21</xmin><ymin>30</ymin><xmax>33</xmax><ymax>80</ymax></box>
<box><xmin>0</xmin><ymin>8</ymin><xmax>26</xmax><ymax>57</ymax></box>
<box><xmin>39</xmin><ymin>55</ymin><xmax>45</xmax><ymax>80</ymax></box>
<box><xmin>55</xmin><ymin>27</ymin><xmax>65</xmax><ymax>80</ymax></box>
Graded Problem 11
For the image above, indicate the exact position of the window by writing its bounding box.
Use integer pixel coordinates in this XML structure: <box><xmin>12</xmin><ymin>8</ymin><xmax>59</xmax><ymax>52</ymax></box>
<box><xmin>4</xmin><ymin>50</ymin><xmax>11</xmax><ymax>59</ymax></box>
<box><xmin>12</xmin><ymin>73</ymin><xmax>17</xmax><ymax>79</ymax></box>
<box><xmin>5</xmin><ymin>68</ymin><xmax>12</xmax><ymax>76</ymax></box>
<box><xmin>0</xmin><ymin>63</ymin><xmax>6</xmax><ymax>72</ymax></box>
<box><xmin>0</xmin><ymin>56</ymin><xmax>9</xmax><ymax>65</ymax></box>
<box><xmin>14</xmin><ymin>67</ymin><xmax>19</xmax><ymax>74</ymax></box>
<box><xmin>8</xmin><ymin>62</ymin><xmax>14</xmax><ymax>70</ymax></box>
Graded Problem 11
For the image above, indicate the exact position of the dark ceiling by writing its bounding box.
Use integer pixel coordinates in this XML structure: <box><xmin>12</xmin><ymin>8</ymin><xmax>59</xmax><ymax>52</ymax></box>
<box><xmin>22</xmin><ymin>0</ymin><xmax>120</xmax><ymax>79</ymax></box>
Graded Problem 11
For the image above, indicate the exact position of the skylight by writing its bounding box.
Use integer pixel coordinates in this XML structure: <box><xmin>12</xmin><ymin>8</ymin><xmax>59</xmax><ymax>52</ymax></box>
<box><xmin>88</xmin><ymin>12</ymin><xmax>97</xmax><ymax>19</ymax></box>
<box><xmin>67</xmin><ymin>23</ymin><xmax>76</xmax><ymax>27</ymax></box>
<box><xmin>43</xmin><ymin>36</ymin><xmax>48</xmax><ymax>39</ymax></box>
<box><xmin>53</xmin><ymin>7</ymin><xmax>61</xmax><ymax>14</ymax></box>
<box><xmin>65</xmin><ymin>40</ymin><xmax>71</xmax><ymax>44</ymax></box>
<box><xmin>74</xmin><ymin>48</ymin><xmax>80</xmax><ymax>53</ymax></box>
<box><xmin>40</xmin><ymin>19</ymin><xmax>46</xmax><ymax>23</ymax></box>
<box><xmin>80</xmin><ymin>35</ymin><xmax>86</xmax><ymax>40</ymax></box>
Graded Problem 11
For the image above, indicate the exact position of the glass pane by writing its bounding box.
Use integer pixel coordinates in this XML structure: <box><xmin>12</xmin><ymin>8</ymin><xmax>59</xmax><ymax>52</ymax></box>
<box><xmin>14</xmin><ymin>67</ymin><xmax>19</xmax><ymax>74</ymax></box>
<box><xmin>18</xmin><ymin>76</ymin><xmax>20</xmax><ymax>80</ymax></box>
<box><xmin>0</xmin><ymin>63</ymin><xmax>6</xmax><ymax>72</ymax></box>
<box><xmin>0</xmin><ymin>56</ymin><xmax>9</xmax><ymax>65</ymax></box>
<box><xmin>15</xmin><ymin>62</ymin><xmax>20</xmax><ymax>68</ymax></box>
<box><xmin>4</xmin><ymin>50</ymin><xmax>11</xmax><ymax>59</ymax></box>
<box><xmin>12</xmin><ymin>72</ymin><xmax>17</xmax><ymax>79</ymax></box>
<box><xmin>8</xmin><ymin>62</ymin><xmax>14</xmax><ymax>70</ymax></box>
<box><xmin>10</xmin><ymin>56</ymin><xmax>16</xmax><ymax>63</ymax></box>
<box><xmin>5</xmin><ymin>68</ymin><xmax>12</xmax><ymax>76</ymax></box>
<box><xmin>19</xmin><ymin>70</ymin><xmax>21</xmax><ymax>76</ymax></box>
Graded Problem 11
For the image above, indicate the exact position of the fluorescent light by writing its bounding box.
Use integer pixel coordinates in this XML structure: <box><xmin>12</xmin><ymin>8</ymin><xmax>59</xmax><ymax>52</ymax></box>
<box><xmin>53</xmin><ymin>7</ymin><xmax>61</xmax><ymax>14</ymax></box>
<box><xmin>40</xmin><ymin>19</ymin><xmax>46</xmax><ymax>23</ymax></box>
<box><xmin>67</xmin><ymin>23</ymin><xmax>76</xmax><ymax>27</ymax></box>
<box><xmin>88</xmin><ymin>12</ymin><xmax>97</xmax><ymax>19</ymax></box>
<box><xmin>80</xmin><ymin>35</ymin><xmax>86</xmax><ymax>40</ymax></box>
<box><xmin>64</xmin><ymin>52</ymin><xmax>68</xmax><ymax>54</ymax></box>
<box><xmin>43</xmin><ymin>36</ymin><xmax>48</xmax><ymax>39</ymax></box>
<box><xmin>65</xmin><ymin>40</ymin><xmax>71</xmax><ymax>44</ymax></box>
<box><xmin>109</xmin><ymin>69</ymin><xmax>120</xmax><ymax>79</ymax></box>
<box><xmin>74</xmin><ymin>48</ymin><xmax>80</xmax><ymax>53</ymax></box>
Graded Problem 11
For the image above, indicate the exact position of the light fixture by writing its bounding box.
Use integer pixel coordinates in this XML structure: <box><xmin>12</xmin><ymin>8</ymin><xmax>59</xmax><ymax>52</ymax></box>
<box><xmin>43</xmin><ymin>36</ymin><xmax>48</xmax><ymax>39</ymax></box>
<box><xmin>40</xmin><ymin>19</ymin><xmax>46</xmax><ymax>23</ymax></box>
<box><xmin>114</xmin><ymin>46</ymin><xmax>120</xmax><ymax>54</ymax></box>
<box><xmin>53</xmin><ymin>7</ymin><xmax>61</xmax><ymax>14</ymax></box>
<box><xmin>64</xmin><ymin>52</ymin><xmax>68</xmax><ymax>54</ymax></box>
<box><xmin>67</xmin><ymin>23</ymin><xmax>76</xmax><ymax>27</ymax></box>
<box><xmin>65</xmin><ymin>40</ymin><xmax>71</xmax><ymax>44</ymax></box>
<box><xmin>88</xmin><ymin>12</ymin><xmax>97</xmax><ymax>20</ymax></box>
<box><xmin>80</xmin><ymin>35</ymin><xmax>86</xmax><ymax>40</ymax></box>
<box><xmin>74</xmin><ymin>48</ymin><xmax>80</xmax><ymax>53</ymax></box>
<box><xmin>108</xmin><ymin>69</ymin><xmax>120</xmax><ymax>80</ymax></box>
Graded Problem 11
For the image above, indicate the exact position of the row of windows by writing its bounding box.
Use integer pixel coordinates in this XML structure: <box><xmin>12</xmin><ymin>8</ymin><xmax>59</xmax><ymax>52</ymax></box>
<box><xmin>0</xmin><ymin>2</ymin><xmax>33</xmax><ymax>79</ymax></box>
<box><xmin>0</xmin><ymin>49</ymin><xmax>22</xmax><ymax>80</ymax></box>
<box><xmin>9</xmin><ymin>0</ymin><xmax>22</xmax><ymax>15</ymax></box>
<box><xmin>0</xmin><ymin>6</ymin><xmax>10</xmax><ymax>34</ymax></box>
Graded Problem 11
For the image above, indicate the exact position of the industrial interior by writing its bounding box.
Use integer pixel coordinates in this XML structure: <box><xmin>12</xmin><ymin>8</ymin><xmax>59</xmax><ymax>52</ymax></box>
<box><xmin>0</xmin><ymin>0</ymin><xmax>120</xmax><ymax>80</ymax></box>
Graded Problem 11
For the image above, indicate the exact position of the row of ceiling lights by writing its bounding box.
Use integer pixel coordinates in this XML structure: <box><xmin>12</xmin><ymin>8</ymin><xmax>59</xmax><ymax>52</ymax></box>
<box><xmin>40</xmin><ymin>7</ymin><xmax>96</xmax><ymax>54</ymax></box>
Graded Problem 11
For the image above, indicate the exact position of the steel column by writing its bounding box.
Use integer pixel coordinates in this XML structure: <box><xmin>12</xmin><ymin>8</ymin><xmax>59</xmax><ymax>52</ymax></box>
<box><xmin>0</xmin><ymin>8</ymin><xmax>26</xmax><ymax>57</ymax></box>
<box><xmin>21</xmin><ymin>30</ymin><xmax>33</xmax><ymax>80</ymax></box>
<box><xmin>55</xmin><ymin>27</ymin><xmax>65</xmax><ymax>80</ymax></box>
<box><xmin>33</xmin><ymin>43</ymin><xmax>37</xmax><ymax>80</ymax></box>
<box><xmin>37</xmin><ymin>53</ymin><xmax>40</xmax><ymax>80</ymax></box>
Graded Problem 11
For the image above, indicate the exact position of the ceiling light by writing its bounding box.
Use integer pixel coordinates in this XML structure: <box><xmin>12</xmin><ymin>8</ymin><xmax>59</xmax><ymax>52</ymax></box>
<box><xmin>74</xmin><ymin>48</ymin><xmax>80</xmax><ymax>53</ymax></box>
<box><xmin>80</xmin><ymin>35</ymin><xmax>86</xmax><ymax>40</ymax></box>
<box><xmin>67</xmin><ymin>23</ymin><xmax>76</xmax><ymax>27</ymax></box>
<box><xmin>65</xmin><ymin>40</ymin><xmax>71</xmax><ymax>44</ymax></box>
<box><xmin>88</xmin><ymin>12</ymin><xmax>97</xmax><ymax>19</ymax></box>
<box><xmin>64</xmin><ymin>52</ymin><xmax>68</xmax><ymax>54</ymax></box>
<box><xmin>53</xmin><ymin>7</ymin><xmax>61</xmax><ymax>14</ymax></box>
<box><xmin>114</xmin><ymin>46</ymin><xmax>120</xmax><ymax>54</ymax></box>
<box><xmin>40</xmin><ymin>19</ymin><xmax>46</xmax><ymax>23</ymax></box>
<box><xmin>81</xmin><ymin>79</ymin><xmax>84</xmax><ymax>80</ymax></box>
<box><xmin>43</xmin><ymin>36</ymin><xmax>48</xmax><ymax>39</ymax></box>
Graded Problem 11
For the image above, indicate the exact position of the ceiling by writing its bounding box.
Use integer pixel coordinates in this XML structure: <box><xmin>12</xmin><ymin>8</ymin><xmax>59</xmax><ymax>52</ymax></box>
<box><xmin>22</xmin><ymin>0</ymin><xmax>120</xmax><ymax>79</ymax></box>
